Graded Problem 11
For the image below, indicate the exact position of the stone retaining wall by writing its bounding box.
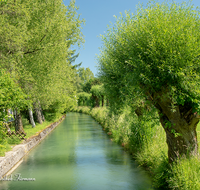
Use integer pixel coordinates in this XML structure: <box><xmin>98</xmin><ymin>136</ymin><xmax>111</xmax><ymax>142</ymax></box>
<box><xmin>0</xmin><ymin>115</ymin><xmax>66</xmax><ymax>179</ymax></box>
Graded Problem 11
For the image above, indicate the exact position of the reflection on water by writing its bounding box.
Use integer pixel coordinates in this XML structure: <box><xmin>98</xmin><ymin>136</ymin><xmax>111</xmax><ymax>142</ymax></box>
<box><xmin>0</xmin><ymin>113</ymin><xmax>153</xmax><ymax>190</ymax></box>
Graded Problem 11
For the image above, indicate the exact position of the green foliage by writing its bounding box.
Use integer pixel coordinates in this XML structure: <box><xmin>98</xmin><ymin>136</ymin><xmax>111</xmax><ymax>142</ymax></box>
<box><xmin>82</xmin><ymin>78</ymin><xmax>101</xmax><ymax>93</ymax></box>
<box><xmin>77</xmin><ymin>92</ymin><xmax>92</xmax><ymax>106</ymax></box>
<box><xmin>0</xmin><ymin>70</ymin><xmax>28</xmax><ymax>113</ymax></box>
<box><xmin>0</xmin><ymin>0</ymin><xmax>84</xmax><ymax>155</ymax></box>
<box><xmin>6</xmin><ymin>136</ymin><xmax>22</xmax><ymax>146</ymax></box>
<box><xmin>168</xmin><ymin>157</ymin><xmax>200</xmax><ymax>190</ymax></box>
<box><xmin>75</xmin><ymin>67</ymin><xmax>95</xmax><ymax>93</ymax></box>
<box><xmin>72</xmin><ymin>106</ymin><xmax>91</xmax><ymax>115</ymax></box>
<box><xmin>95</xmin><ymin>0</ymin><xmax>200</xmax><ymax>183</ymax></box>
<box><xmin>90</xmin><ymin>84</ymin><xmax>105</xmax><ymax>98</ymax></box>
<box><xmin>98</xmin><ymin>0</ymin><xmax>200</xmax><ymax>112</ymax></box>
<box><xmin>0</xmin><ymin>70</ymin><xmax>28</xmax><ymax>143</ymax></box>
<box><xmin>0</xmin><ymin>143</ymin><xmax>11</xmax><ymax>157</ymax></box>
<box><xmin>0</xmin><ymin>0</ymin><xmax>84</xmax><ymax>114</ymax></box>
<box><xmin>78</xmin><ymin>67</ymin><xmax>94</xmax><ymax>84</ymax></box>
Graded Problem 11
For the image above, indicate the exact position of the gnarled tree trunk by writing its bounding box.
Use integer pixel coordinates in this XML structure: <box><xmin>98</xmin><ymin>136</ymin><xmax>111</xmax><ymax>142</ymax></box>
<box><xmin>148</xmin><ymin>88</ymin><xmax>199</xmax><ymax>162</ymax></box>
<box><xmin>14</xmin><ymin>109</ymin><xmax>24</xmax><ymax>133</ymax></box>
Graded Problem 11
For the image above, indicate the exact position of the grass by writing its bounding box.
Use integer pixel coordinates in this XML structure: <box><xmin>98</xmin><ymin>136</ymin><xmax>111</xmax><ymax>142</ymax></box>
<box><xmin>23</xmin><ymin>121</ymin><xmax>54</xmax><ymax>138</ymax></box>
<box><xmin>168</xmin><ymin>156</ymin><xmax>200</xmax><ymax>190</ymax></box>
<box><xmin>0</xmin><ymin>113</ymin><xmax>64</xmax><ymax>157</ymax></box>
<box><xmin>73</xmin><ymin>106</ymin><xmax>200</xmax><ymax>190</ymax></box>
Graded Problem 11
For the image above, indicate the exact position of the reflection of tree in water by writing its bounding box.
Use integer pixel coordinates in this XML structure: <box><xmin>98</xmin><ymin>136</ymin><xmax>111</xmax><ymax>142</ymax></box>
<box><xmin>23</xmin><ymin>113</ymin><xmax>80</xmax><ymax>166</ymax></box>
<box><xmin>102</xmin><ymin>132</ymin><xmax>152</xmax><ymax>189</ymax></box>
<box><xmin>103</xmin><ymin>140</ymin><xmax>131</xmax><ymax>165</ymax></box>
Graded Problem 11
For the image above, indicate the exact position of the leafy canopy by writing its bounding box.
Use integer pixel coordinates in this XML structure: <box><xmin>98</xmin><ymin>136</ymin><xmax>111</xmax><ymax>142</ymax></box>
<box><xmin>98</xmin><ymin>1</ymin><xmax>200</xmax><ymax>112</ymax></box>
<box><xmin>0</xmin><ymin>70</ymin><xmax>28</xmax><ymax>125</ymax></box>
<box><xmin>0</xmin><ymin>0</ymin><xmax>84</xmax><ymax>111</ymax></box>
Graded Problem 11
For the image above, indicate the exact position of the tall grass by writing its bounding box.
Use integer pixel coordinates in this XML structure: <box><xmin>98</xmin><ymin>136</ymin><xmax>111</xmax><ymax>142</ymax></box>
<box><xmin>168</xmin><ymin>157</ymin><xmax>200</xmax><ymax>190</ymax></box>
<box><xmin>75</xmin><ymin>106</ymin><xmax>200</xmax><ymax>189</ymax></box>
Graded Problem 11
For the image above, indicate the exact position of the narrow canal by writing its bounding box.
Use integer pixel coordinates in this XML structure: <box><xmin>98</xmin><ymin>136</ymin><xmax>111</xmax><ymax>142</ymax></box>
<box><xmin>0</xmin><ymin>113</ymin><xmax>153</xmax><ymax>190</ymax></box>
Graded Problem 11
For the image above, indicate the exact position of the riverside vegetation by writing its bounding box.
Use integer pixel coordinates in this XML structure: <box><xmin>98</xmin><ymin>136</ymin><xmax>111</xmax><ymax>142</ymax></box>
<box><xmin>93</xmin><ymin>1</ymin><xmax>200</xmax><ymax>189</ymax></box>
<box><xmin>73</xmin><ymin>106</ymin><xmax>200</xmax><ymax>189</ymax></box>
<box><xmin>0</xmin><ymin>0</ymin><xmax>90</xmax><ymax>157</ymax></box>
<box><xmin>1</xmin><ymin>0</ymin><xmax>200</xmax><ymax>189</ymax></box>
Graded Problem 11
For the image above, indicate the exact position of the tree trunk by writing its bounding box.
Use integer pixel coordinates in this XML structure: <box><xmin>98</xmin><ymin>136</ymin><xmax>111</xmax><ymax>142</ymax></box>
<box><xmin>94</xmin><ymin>96</ymin><xmax>99</xmax><ymax>107</ymax></box>
<box><xmin>148</xmin><ymin>87</ymin><xmax>199</xmax><ymax>162</ymax></box>
<box><xmin>106</xmin><ymin>99</ymin><xmax>109</xmax><ymax>106</ymax></box>
<box><xmin>42</xmin><ymin>112</ymin><xmax>45</xmax><ymax>122</ymax></box>
<box><xmin>160</xmin><ymin>114</ymin><xmax>198</xmax><ymax>163</ymax></box>
<box><xmin>102</xmin><ymin>96</ymin><xmax>104</xmax><ymax>107</ymax></box>
<box><xmin>14</xmin><ymin>109</ymin><xmax>24</xmax><ymax>133</ymax></box>
<box><xmin>39</xmin><ymin>104</ymin><xmax>45</xmax><ymax>122</ymax></box>
<box><xmin>34</xmin><ymin>102</ymin><xmax>43</xmax><ymax>124</ymax></box>
<box><xmin>28</xmin><ymin>108</ymin><xmax>36</xmax><ymax>128</ymax></box>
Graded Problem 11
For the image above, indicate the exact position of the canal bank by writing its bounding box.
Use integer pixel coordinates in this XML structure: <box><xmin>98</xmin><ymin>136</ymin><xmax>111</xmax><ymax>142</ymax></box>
<box><xmin>0</xmin><ymin>115</ymin><xmax>66</xmax><ymax>179</ymax></box>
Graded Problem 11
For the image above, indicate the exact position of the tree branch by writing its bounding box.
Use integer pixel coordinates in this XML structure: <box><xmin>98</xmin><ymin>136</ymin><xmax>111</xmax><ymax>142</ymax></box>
<box><xmin>24</xmin><ymin>48</ymin><xmax>44</xmax><ymax>55</ymax></box>
<box><xmin>39</xmin><ymin>34</ymin><xmax>47</xmax><ymax>43</ymax></box>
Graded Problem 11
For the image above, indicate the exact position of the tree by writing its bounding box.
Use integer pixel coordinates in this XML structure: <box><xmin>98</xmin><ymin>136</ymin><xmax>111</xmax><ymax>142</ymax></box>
<box><xmin>17</xmin><ymin>0</ymin><xmax>84</xmax><ymax>111</ymax></box>
<box><xmin>75</xmin><ymin>67</ymin><xmax>94</xmax><ymax>92</ymax></box>
<box><xmin>82</xmin><ymin>78</ymin><xmax>101</xmax><ymax>93</ymax></box>
<box><xmin>0</xmin><ymin>0</ymin><xmax>84</xmax><ymax>120</ymax></box>
<box><xmin>78</xmin><ymin>67</ymin><xmax>94</xmax><ymax>84</ymax></box>
<box><xmin>77</xmin><ymin>92</ymin><xmax>91</xmax><ymax>106</ymax></box>
<box><xmin>0</xmin><ymin>70</ymin><xmax>28</xmax><ymax>133</ymax></box>
<box><xmin>90</xmin><ymin>85</ymin><xmax>105</xmax><ymax>107</ymax></box>
<box><xmin>98</xmin><ymin>1</ymin><xmax>200</xmax><ymax>162</ymax></box>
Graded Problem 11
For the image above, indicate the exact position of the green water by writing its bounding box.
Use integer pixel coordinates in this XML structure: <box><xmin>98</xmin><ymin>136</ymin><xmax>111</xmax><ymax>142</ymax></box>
<box><xmin>0</xmin><ymin>113</ymin><xmax>153</xmax><ymax>190</ymax></box>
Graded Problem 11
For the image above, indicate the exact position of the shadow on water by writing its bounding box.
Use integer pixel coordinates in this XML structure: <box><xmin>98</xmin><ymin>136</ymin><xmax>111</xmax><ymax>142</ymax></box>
<box><xmin>0</xmin><ymin>113</ymin><xmax>153</xmax><ymax>190</ymax></box>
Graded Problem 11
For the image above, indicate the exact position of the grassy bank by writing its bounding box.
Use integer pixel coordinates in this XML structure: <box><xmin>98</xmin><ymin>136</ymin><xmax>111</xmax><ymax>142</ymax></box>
<box><xmin>73</xmin><ymin>106</ymin><xmax>200</xmax><ymax>189</ymax></box>
<box><xmin>0</xmin><ymin>113</ymin><xmax>64</xmax><ymax>157</ymax></box>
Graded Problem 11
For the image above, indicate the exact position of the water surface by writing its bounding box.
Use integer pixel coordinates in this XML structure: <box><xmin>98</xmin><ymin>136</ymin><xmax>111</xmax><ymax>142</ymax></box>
<box><xmin>0</xmin><ymin>113</ymin><xmax>152</xmax><ymax>190</ymax></box>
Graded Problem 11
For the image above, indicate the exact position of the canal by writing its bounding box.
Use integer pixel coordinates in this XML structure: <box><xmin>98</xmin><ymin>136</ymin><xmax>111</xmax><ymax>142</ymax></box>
<box><xmin>0</xmin><ymin>113</ymin><xmax>153</xmax><ymax>190</ymax></box>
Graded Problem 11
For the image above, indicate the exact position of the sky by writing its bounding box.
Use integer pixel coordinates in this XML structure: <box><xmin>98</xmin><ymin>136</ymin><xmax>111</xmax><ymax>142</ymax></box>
<box><xmin>63</xmin><ymin>0</ymin><xmax>200</xmax><ymax>76</ymax></box>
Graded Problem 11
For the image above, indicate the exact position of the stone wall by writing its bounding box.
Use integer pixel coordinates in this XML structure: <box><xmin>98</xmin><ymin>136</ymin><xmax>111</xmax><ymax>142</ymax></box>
<box><xmin>0</xmin><ymin>115</ymin><xmax>66</xmax><ymax>179</ymax></box>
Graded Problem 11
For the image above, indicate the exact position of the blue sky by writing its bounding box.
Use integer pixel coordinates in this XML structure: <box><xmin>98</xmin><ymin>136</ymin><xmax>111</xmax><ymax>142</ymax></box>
<box><xmin>63</xmin><ymin>0</ymin><xmax>200</xmax><ymax>76</ymax></box>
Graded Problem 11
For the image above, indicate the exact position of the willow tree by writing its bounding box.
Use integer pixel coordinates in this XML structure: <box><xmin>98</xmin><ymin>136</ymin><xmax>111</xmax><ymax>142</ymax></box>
<box><xmin>77</xmin><ymin>92</ymin><xmax>91</xmax><ymax>106</ymax></box>
<box><xmin>90</xmin><ymin>85</ymin><xmax>105</xmax><ymax>107</ymax></box>
<box><xmin>98</xmin><ymin>1</ymin><xmax>200</xmax><ymax>162</ymax></box>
